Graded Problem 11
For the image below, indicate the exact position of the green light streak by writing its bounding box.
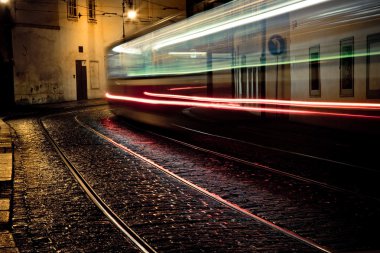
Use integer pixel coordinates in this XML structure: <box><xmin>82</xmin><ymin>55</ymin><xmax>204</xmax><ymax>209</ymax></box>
<box><xmin>117</xmin><ymin>51</ymin><xmax>380</xmax><ymax>78</ymax></box>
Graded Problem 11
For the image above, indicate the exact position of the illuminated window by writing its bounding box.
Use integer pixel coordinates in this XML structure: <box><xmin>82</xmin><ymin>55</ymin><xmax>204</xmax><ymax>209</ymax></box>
<box><xmin>367</xmin><ymin>33</ymin><xmax>380</xmax><ymax>98</ymax></box>
<box><xmin>88</xmin><ymin>0</ymin><xmax>96</xmax><ymax>22</ymax></box>
<box><xmin>309</xmin><ymin>45</ymin><xmax>321</xmax><ymax>97</ymax></box>
<box><xmin>67</xmin><ymin>0</ymin><xmax>77</xmax><ymax>19</ymax></box>
<box><xmin>340</xmin><ymin>37</ymin><xmax>354</xmax><ymax>97</ymax></box>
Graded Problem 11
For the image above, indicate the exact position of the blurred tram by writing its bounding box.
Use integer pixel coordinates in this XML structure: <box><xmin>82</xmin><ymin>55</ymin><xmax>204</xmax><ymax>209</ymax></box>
<box><xmin>106</xmin><ymin>0</ymin><xmax>380</xmax><ymax>131</ymax></box>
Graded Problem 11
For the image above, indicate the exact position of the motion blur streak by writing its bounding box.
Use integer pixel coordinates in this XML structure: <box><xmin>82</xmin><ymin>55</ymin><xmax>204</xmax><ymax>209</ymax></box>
<box><xmin>106</xmin><ymin>93</ymin><xmax>380</xmax><ymax>119</ymax></box>
<box><xmin>168</xmin><ymin>86</ymin><xmax>207</xmax><ymax>91</ymax></box>
<box><xmin>144</xmin><ymin>92</ymin><xmax>380</xmax><ymax>110</ymax></box>
<box><xmin>152</xmin><ymin>0</ymin><xmax>330</xmax><ymax>50</ymax></box>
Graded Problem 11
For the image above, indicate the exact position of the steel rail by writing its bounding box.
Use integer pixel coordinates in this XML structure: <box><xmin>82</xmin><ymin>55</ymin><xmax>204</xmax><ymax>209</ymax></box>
<box><xmin>144</xmin><ymin>124</ymin><xmax>379</xmax><ymax>201</ymax></box>
<box><xmin>173</xmin><ymin>124</ymin><xmax>377</xmax><ymax>173</ymax></box>
<box><xmin>147</xmin><ymin>126</ymin><xmax>365</xmax><ymax>196</ymax></box>
<box><xmin>75</xmin><ymin>116</ymin><xmax>332</xmax><ymax>253</ymax></box>
<box><xmin>38</xmin><ymin>116</ymin><xmax>157</xmax><ymax>253</ymax></box>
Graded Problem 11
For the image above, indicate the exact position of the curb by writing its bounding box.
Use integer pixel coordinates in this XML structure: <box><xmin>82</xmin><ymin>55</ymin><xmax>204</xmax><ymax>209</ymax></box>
<box><xmin>0</xmin><ymin>118</ymin><xmax>19</xmax><ymax>252</ymax></box>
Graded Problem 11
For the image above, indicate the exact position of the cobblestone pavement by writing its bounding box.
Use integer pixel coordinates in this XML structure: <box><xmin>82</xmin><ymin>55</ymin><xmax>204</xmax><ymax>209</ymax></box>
<box><xmin>170</xmin><ymin>116</ymin><xmax>380</xmax><ymax>199</ymax></box>
<box><xmin>6</xmin><ymin>104</ymin><xmax>380</xmax><ymax>252</ymax></box>
<box><xmin>8</xmin><ymin>116</ymin><xmax>140</xmax><ymax>252</ymax></box>
<box><xmin>74</xmin><ymin>109</ymin><xmax>380</xmax><ymax>252</ymax></box>
<box><xmin>43</xmin><ymin>111</ymin><xmax>317</xmax><ymax>252</ymax></box>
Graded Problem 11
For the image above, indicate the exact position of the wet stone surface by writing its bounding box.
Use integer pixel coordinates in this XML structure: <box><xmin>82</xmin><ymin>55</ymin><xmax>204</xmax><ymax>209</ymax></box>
<box><xmin>42</xmin><ymin>112</ymin><xmax>318</xmax><ymax>252</ymax></box>
<box><xmin>7</xmin><ymin>105</ymin><xmax>380</xmax><ymax>252</ymax></box>
<box><xmin>76</xmin><ymin>109</ymin><xmax>380</xmax><ymax>252</ymax></box>
<box><xmin>9</xmin><ymin>117</ymin><xmax>139</xmax><ymax>252</ymax></box>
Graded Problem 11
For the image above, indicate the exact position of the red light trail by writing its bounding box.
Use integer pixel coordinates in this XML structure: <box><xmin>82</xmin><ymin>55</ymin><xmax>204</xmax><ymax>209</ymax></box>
<box><xmin>168</xmin><ymin>86</ymin><xmax>207</xmax><ymax>91</ymax></box>
<box><xmin>105</xmin><ymin>93</ymin><xmax>380</xmax><ymax>119</ymax></box>
<box><xmin>144</xmin><ymin>92</ymin><xmax>380</xmax><ymax>110</ymax></box>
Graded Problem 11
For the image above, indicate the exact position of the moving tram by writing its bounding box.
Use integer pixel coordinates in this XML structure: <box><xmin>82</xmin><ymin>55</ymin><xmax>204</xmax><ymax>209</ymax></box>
<box><xmin>106</xmin><ymin>0</ymin><xmax>380</xmax><ymax>131</ymax></box>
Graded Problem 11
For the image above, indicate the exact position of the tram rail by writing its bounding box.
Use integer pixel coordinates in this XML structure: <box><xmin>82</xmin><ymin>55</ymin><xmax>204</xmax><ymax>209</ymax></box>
<box><xmin>38</xmin><ymin>115</ymin><xmax>157</xmax><ymax>253</ymax></box>
<box><xmin>74</xmin><ymin>114</ymin><xmax>331</xmax><ymax>253</ymax></box>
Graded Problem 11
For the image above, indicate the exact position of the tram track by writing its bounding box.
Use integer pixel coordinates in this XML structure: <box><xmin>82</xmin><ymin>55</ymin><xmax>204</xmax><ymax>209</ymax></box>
<box><xmin>173</xmin><ymin>124</ymin><xmax>376</xmax><ymax>173</ymax></box>
<box><xmin>73</xmin><ymin>114</ymin><xmax>332</xmax><ymax>253</ymax></box>
<box><xmin>169</xmin><ymin>124</ymin><xmax>380</xmax><ymax>200</ymax></box>
<box><xmin>38</xmin><ymin>115</ymin><xmax>157</xmax><ymax>253</ymax></box>
<box><xmin>9</xmin><ymin>104</ymin><xmax>379</xmax><ymax>252</ymax></box>
<box><xmin>111</xmin><ymin>116</ymin><xmax>379</xmax><ymax>201</ymax></box>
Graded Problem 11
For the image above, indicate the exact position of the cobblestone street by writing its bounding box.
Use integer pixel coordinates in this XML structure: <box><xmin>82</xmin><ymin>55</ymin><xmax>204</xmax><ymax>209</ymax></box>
<box><xmin>2</xmin><ymin>0</ymin><xmax>380</xmax><ymax>251</ymax></box>
<box><xmin>2</xmin><ymin>103</ymin><xmax>380</xmax><ymax>252</ymax></box>
<box><xmin>10</xmin><ymin>116</ymin><xmax>139</xmax><ymax>252</ymax></box>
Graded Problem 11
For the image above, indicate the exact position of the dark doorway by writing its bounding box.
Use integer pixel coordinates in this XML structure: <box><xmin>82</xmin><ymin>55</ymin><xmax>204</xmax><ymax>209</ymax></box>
<box><xmin>0</xmin><ymin>6</ymin><xmax>14</xmax><ymax>109</ymax></box>
<box><xmin>75</xmin><ymin>60</ymin><xmax>87</xmax><ymax>100</ymax></box>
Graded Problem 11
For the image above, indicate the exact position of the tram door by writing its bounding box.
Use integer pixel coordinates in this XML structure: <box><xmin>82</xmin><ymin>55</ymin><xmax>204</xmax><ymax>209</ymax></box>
<box><xmin>235</xmin><ymin>55</ymin><xmax>258</xmax><ymax>99</ymax></box>
<box><xmin>76</xmin><ymin>60</ymin><xmax>88</xmax><ymax>100</ymax></box>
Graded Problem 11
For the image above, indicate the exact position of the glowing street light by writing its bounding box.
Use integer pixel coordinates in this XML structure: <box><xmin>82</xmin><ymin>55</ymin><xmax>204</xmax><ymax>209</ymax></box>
<box><xmin>122</xmin><ymin>0</ymin><xmax>138</xmax><ymax>38</ymax></box>
<box><xmin>126</xmin><ymin>9</ymin><xmax>137</xmax><ymax>20</ymax></box>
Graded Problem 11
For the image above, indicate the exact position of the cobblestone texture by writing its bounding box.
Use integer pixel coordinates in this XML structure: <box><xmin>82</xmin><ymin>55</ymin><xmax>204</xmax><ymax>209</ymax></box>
<box><xmin>7</xmin><ymin>104</ymin><xmax>380</xmax><ymax>252</ymax></box>
<box><xmin>75</xmin><ymin>109</ymin><xmax>380</xmax><ymax>252</ymax></box>
<box><xmin>8</xmin><ymin>118</ymin><xmax>139</xmax><ymax>252</ymax></box>
<box><xmin>43</xmin><ymin>112</ymin><xmax>318</xmax><ymax>252</ymax></box>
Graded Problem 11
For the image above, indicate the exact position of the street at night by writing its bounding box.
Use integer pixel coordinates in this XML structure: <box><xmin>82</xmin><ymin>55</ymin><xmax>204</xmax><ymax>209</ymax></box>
<box><xmin>1</xmin><ymin>0</ymin><xmax>380</xmax><ymax>252</ymax></box>
<box><xmin>0</xmin><ymin>101</ymin><xmax>379</xmax><ymax>252</ymax></box>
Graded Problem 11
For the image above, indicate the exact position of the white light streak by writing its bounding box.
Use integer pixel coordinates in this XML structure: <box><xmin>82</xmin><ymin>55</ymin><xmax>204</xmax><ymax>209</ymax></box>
<box><xmin>153</xmin><ymin>0</ymin><xmax>329</xmax><ymax>50</ymax></box>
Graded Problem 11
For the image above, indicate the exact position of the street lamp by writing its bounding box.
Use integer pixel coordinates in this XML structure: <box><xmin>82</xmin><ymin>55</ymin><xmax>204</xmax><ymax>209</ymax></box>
<box><xmin>126</xmin><ymin>9</ymin><xmax>137</xmax><ymax>20</ymax></box>
<box><xmin>122</xmin><ymin>0</ymin><xmax>137</xmax><ymax>38</ymax></box>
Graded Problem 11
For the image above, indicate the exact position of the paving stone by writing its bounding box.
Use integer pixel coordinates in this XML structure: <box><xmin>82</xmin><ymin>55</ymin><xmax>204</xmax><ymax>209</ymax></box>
<box><xmin>0</xmin><ymin>199</ymin><xmax>10</xmax><ymax>211</ymax></box>
<box><xmin>0</xmin><ymin>199</ymin><xmax>10</xmax><ymax>226</ymax></box>
<box><xmin>8</xmin><ymin>117</ymin><xmax>140</xmax><ymax>253</ymax></box>
<box><xmin>42</xmin><ymin>112</ymin><xmax>317</xmax><ymax>252</ymax></box>
<box><xmin>0</xmin><ymin>153</ymin><xmax>12</xmax><ymax>181</ymax></box>
<box><xmin>0</xmin><ymin>212</ymin><xmax>10</xmax><ymax>224</ymax></box>
<box><xmin>7</xmin><ymin>106</ymin><xmax>380</xmax><ymax>252</ymax></box>
<box><xmin>76</xmin><ymin>109</ymin><xmax>380</xmax><ymax>252</ymax></box>
<box><xmin>0</xmin><ymin>232</ymin><xmax>16</xmax><ymax>248</ymax></box>
<box><xmin>0</xmin><ymin>142</ymin><xmax>12</xmax><ymax>153</ymax></box>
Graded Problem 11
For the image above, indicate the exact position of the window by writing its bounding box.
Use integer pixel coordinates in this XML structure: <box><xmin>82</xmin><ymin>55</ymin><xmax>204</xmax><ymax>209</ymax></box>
<box><xmin>309</xmin><ymin>45</ymin><xmax>321</xmax><ymax>97</ymax></box>
<box><xmin>88</xmin><ymin>0</ymin><xmax>96</xmax><ymax>22</ymax></box>
<box><xmin>367</xmin><ymin>33</ymin><xmax>380</xmax><ymax>98</ymax></box>
<box><xmin>67</xmin><ymin>0</ymin><xmax>78</xmax><ymax>19</ymax></box>
<box><xmin>340</xmin><ymin>37</ymin><xmax>354</xmax><ymax>97</ymax></box>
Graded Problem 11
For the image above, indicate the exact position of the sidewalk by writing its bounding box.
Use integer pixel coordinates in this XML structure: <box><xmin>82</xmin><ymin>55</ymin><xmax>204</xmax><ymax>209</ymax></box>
<box><xmin>0</xmin><ymin>118</ymin><xmax>18</xmax><ymax>252</ymax></box>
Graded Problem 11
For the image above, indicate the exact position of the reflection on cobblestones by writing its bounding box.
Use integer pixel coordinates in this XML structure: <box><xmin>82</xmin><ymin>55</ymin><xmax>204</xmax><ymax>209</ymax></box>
<box><xmin>9</xmin><ymin>118</ymin><xmax>139</xmax><ymax>252</ymax></box>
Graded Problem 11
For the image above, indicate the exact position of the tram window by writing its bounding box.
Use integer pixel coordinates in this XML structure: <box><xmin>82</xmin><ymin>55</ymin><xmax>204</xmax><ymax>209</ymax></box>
<box><xmin>367</xmin><ymin>33</ymin><xmax>380</xmax><ymax>98</ymax></box>
<box><xmin>309</xmin><ymin>45</ymin><xmax>321</xmax><ymax>97</ymax></box>
<box><xmin>340</xmin><ymin>37</ymin><xmax>354</xmax><ymax>97</ymax></box>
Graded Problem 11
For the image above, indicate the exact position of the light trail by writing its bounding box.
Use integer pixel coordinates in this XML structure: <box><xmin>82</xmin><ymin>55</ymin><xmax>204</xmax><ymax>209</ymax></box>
<box><xmin>144</xmin><ymin>92</ymin><xmax>380</xmax><ymax>110</ymax></box>
<box><xmin>168</xmin><ymin>86</ymin><xmax>207</xmax><ymax>91</ymax></box>
<box><xmin>106</xmin><ymin>93</ymin><xmax>380</xmax><ymax>119</ymax></box>
<box><xmin>108</xmin><ymin>50</ymin><xmax>380</xmax><ymax>78</ymax></box>
<box><xmin>152</xmin><ymin>0</ymin><xmax>329</xmax><ymax>50</ymax></box>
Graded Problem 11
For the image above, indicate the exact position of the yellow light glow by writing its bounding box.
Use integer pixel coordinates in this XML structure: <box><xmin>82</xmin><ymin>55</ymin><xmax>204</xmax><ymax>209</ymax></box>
<box><xmin>0</xmin><ymin>0</ymin><xmax>9</xmax><ymax>4</ymax></box>
<box><xmin>127</xmin><ymin>10</ymin><xmax>137</xmax><ymax>20</ymax></box>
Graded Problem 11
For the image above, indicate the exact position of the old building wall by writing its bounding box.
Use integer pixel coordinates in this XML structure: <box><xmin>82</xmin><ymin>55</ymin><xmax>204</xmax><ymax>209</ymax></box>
<box><xmin>12</xmin><ymin>0</ymin><xmax>62</xmax><ymax>104</ymax></box>
<box><xmin>12</xmin><ymin>27</ymin><xmax>63</xmax><ymax>104</ymax></box>
<box><xmin>11</xmin><ymin>0</ymin><xmax>185</xmax><ymax>104</ymax></box>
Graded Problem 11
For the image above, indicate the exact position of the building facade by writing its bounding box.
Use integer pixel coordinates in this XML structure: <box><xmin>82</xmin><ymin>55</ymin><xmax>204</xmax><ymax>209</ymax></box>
<box><xmin>5</xmin><ymin>0</ymin><xmax>185</xmax><ymax>105</ymax></box>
